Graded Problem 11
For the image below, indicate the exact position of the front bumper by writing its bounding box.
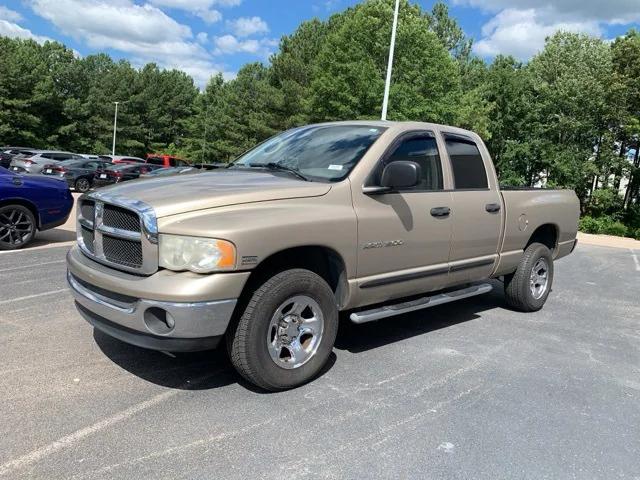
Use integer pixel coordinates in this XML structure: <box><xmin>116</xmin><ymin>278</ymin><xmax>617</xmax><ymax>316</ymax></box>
<box><xmin>67</xmin><ymin>246</ymin><xmax>250</xmax><ymax>352</ymax></box>
<box><xmin>68</xmin><ymin>271</ymin><xmax>237</xmax><ymax>351</ymax></box>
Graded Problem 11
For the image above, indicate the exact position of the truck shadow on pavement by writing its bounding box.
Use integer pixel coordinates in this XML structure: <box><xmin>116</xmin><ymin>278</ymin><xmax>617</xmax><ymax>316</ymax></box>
<box><xmin>335</xmin><ymin>281</ymin><xmax>505</xmax><ymax>354</ymax></box>
<box><xmin>93</xmin><ymin>281</ymin><xmax>505</xmax><ymax>391</ymax></box>
<box><xmin>93</xmin><ymin>330</ymin><xmax>238</xmax><ymax>390</ymax></box>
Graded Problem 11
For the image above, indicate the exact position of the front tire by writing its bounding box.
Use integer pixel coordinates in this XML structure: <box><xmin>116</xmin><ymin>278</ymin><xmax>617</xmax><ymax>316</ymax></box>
<box><xmin>228</xmin><ymin>269</ymin><xmax>338</xmax><ymax>391</ymax></box>
<box><xmin>0</xmin><ymin>205</ymin><xmax>37</xmax><ymax>250</ymax></box>
<box><xmin>504</xmin><ymin>242</ymin><xmax>554</xmax><ymax>312</ymax></box>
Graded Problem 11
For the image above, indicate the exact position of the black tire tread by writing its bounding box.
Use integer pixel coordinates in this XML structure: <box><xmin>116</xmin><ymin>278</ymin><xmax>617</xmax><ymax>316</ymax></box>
<box><xmin>228</xmin><ymin>268</ymin><xmax>336</xmax><ymax>391</ymax></box>
<box><xmin>504</xmin><ymin>242</ymin><xmax>553</xmax><ymax>312</ymax></box>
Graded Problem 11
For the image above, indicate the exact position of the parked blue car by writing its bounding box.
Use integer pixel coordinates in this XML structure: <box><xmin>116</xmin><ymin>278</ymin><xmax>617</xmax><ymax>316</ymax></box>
<box><xmin>0</xmin><ymin>166</ymin><xmax>74</xmax><ymax>250</ymax></box>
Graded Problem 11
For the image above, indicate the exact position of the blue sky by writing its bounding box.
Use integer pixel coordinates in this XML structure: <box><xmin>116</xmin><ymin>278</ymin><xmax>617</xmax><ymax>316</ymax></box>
<box><xmin>1</xmin><ymin>0</ymin><xmax>639</xmax><ymax>87</ymax></box>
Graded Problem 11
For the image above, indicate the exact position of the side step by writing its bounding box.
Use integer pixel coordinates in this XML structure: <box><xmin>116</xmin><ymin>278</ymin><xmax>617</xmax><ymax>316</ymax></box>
<box><xmin>349</xmin><ymin>283</ymin><xmax>493</xmax><ymax>324</ymax></box>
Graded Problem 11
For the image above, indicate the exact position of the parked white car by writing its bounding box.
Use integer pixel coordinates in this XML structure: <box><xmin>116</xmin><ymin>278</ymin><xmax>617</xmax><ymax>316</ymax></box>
<box><xmin>9</xmin><ymin>150</ymin><xmax>84</xmax><ymax>174</ymax></box>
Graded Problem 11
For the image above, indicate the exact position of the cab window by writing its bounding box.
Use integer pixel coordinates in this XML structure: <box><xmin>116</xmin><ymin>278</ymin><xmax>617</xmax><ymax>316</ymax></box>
<box><xmin>375</xmin><ymin>134</ymin><xmax>444</xmax><ymax>191</ymax></box>
<box><xmin>444</xmin><ymin>135</ymin><xmax>489</xmax><ymax>189</ymax></box>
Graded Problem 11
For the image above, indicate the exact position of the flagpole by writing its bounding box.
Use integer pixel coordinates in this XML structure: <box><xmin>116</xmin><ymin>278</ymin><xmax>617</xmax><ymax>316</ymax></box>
<box><xmin>381</xmin><ymin>0</ymin><xmax>400</xmax><ymax>121</ymax></box>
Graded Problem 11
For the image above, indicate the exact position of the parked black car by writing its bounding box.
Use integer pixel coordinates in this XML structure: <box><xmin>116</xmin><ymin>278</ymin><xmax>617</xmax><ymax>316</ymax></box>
<box><xmin>1</xmin><ymin>147</ymin><xmax>36</xmax><ymax>169</ymax></box>
<box><xmin>41</xmin><ymin>159</ymin><xmax>112</xmax><ymax>192</ymax></box>
<box><xmin>93</xmin><ymin>163</ymin><xmax>164</xmax><ymax>187</ymax></box>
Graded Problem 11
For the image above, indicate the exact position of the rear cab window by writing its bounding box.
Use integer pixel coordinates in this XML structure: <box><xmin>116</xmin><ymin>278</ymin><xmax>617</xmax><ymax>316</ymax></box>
<box><xmin>443</xmin><ymin>134</ymin><xmax>488</xmax><ymax>189</ymax></box>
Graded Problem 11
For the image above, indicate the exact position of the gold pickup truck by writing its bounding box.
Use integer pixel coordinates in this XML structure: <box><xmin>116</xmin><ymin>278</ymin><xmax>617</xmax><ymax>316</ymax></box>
<box><xmin>67</xmin><ymin>121</ymin><xmax>580</xmax><ymax>390</ymax></box>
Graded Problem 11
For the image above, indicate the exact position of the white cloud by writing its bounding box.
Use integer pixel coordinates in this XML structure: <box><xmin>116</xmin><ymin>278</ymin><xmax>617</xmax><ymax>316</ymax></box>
<box><xmin>474</xmin><ymin>9</ymin><xmax>602</xmax><ymax>59</ymax></box>
<box><xmin>28</xmin><ymin>0</ymin><xmax>226</xmax><ymax>88</ymax></box>
<box><xmin>148</xmin><ymin>0</ymin><xmax>242</xmax><ymax>24</ymax></box>
<box><xmin>213</xmin><ymin>34</ymin><xmax>277</xmax><ymax>57</ymax></box>
<box><xmin>458</xmin><ymin>0</ymin><xmax>640</xmax><ymax>59</ymax></box>
<box><xmin>197</xmin><ymin>9</ymin><xmax>222</xmax><ymax>24</ymax></box>
<box><xmin>30</xmin><ymin>0</ymin><xmax>192</xmax><ymax>45</ymax></box>
<box><xmin>0</xmin><ymin>6</ymin><xmax>23</xmax><ymax>22</ymax></box>
<box><xmin>23</xmin><ymin>0</ymin><xmax>262</xmax><ymax>88</ymax></box>
<box><xmin>452</xmin><ymin>0</ymin><xmax>640</xmax><ymax>24</ymax></box>
<box><xmin>226</xmin><ymin>16</ymin><xmax>269</xmax><ymax>37</ymax></box>
<box><xmin>196</xmin><ymin>32</ymin><xmax>209</xmax><ymax>44</ymax></box>
<box><xmin>0</xmin><ymin>19</ymin><xmax>52</xmax><ymax>44</ymax></box>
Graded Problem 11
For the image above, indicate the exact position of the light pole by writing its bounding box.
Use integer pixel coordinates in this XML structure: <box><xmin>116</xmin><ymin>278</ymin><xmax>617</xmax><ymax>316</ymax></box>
<box><xmin>112</xmin><ymin>101</ymin><xmax>119</xmax><ymax>155</ymax></box>
<box><xmin>202</xmin><ymin>101</ymin><xmax>211</xmax><ymax>163</ymax></box>
<box><xmin>381</xmin><ymin>0</ymin><xmax>400</xmax><ymax>121</ymax></box>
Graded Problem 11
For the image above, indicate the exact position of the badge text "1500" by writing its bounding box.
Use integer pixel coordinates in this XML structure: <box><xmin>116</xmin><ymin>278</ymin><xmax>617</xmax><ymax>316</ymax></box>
<box><xmin>363</xmin><ymin>240</ymin><xmax>404</xmax><ymax>249</ymax></box>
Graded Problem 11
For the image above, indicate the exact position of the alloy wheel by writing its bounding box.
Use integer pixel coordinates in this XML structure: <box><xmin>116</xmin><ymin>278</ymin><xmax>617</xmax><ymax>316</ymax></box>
<box><xmin>76</xmin><ymin>178</ymin><xmax>90</xmax><ymax>192</ymax></box>
<box><xmin>266</xmin><ymin>295</ymin><xmax>325</xmax><ymax>369</ymax></box>
<box><xmin>529</xmin><ymin>258</ymin><xmax>549</xmax><ymax>300</ymax></box>
<box><xmin>0</xmin><ymin>208</ymin><xmax>34</xmax><ymax>248</ymax></box>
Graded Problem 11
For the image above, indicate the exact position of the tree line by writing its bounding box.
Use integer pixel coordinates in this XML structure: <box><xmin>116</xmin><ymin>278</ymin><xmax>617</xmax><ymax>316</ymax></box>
<box><xmin>0</xmin><ymin>0</ymin><xmax>638</xmax><ymax>236</ymax></box>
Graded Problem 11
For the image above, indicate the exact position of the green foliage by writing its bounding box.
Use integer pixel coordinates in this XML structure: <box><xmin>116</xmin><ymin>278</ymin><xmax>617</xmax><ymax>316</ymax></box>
<box><xmin>579</xmin><ymin>215</ymin><xmax>629</xmax><ymax>237</ymax></box>
<box><xmin>309</xmin><ymin>0</ymin><xmax>459</xmax><ymax>123</ymax></box>
<box><xmin>588</xmin><ymin>188</ymin><xmax>625</xmax><ymax>219</ymax></box>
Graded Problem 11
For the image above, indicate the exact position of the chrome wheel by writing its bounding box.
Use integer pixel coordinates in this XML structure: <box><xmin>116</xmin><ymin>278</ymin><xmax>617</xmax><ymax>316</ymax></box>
<box><xmin>267</xmin><ymin>295</ymin><xmax>324</xmax><ymax>369</ymax></box>
<box><xmin>0</xmin><ymin>208</ymin><xmax>34</xmax><ymax>248</ymax></box>
<box><xmin>529</xmin><ymin>258</ymin><xmax>549</xmax><ymax>299</ymax></box>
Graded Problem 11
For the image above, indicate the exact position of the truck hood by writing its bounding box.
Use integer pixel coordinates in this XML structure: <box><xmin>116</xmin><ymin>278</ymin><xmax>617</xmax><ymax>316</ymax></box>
<box><xmin>94</xmin><ymin>169</ymin><xmax>332</xmax><ymax>217</ymax></box>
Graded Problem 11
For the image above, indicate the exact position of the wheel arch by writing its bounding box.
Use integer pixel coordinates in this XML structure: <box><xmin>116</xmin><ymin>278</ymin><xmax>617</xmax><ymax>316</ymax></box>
<box><xmin>241</xmin><ymin>245</ymin><xmax>349</xmax><ymax>309</ymax></box>
<box><xmin>525</xmin><ymin>223</ymin><xmax>558</xmax><ymax>254</ymax></box>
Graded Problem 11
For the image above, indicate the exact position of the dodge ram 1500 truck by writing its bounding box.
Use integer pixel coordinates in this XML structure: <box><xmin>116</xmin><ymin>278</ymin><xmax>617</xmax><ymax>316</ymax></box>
<box><xmin>67</xmin><ymin>121</ymin><xmax>580</xmax><ymax>390</ymax></box>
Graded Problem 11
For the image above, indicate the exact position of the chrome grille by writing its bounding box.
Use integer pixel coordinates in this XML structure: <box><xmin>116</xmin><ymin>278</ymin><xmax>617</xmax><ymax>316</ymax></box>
<box><xmin>80</xmin><ymin>201</ymin><xmax>95</xmax><ymax>223</ymax></box>
<box><xmin>80</xmin><ymin>226</ymin><xmax>95</xmax><ymax>254</ymax></box>
<box><xmin>76</xmin><ymin>194</ymin><xmax>158</xmax><ymax>275</ymax></box>
<box><xmin>103</xmin><ymin>236</ymin><xmax>143</xmax><ymax>268</ymax></box>
<box><xmin>103</xmin><ymin>205</ymin><xmax>140</xmax><ymax>232</ymax></box>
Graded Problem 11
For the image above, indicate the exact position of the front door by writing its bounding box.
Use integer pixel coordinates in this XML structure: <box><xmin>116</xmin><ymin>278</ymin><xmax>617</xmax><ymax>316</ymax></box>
<box><xmin>352</xmin><ymin>131</ymin><xmax>453</xmax><ymax>306</ymax></box>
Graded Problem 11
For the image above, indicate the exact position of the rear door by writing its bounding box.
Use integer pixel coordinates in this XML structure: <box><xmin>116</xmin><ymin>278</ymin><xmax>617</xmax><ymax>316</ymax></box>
<box><xmin>442</xmin><ymin>133</ymin><xmax>502</xmax><ymax>283</ymax></box>
<box><xmin>353</xmin><ymin>131</ymin><xmax>453</xmax><ymax>304</ymax></box>
<box><xmin>125</xmin><ymin>166</ymin><xmax>141</xmax><ymax>179</ymax></box>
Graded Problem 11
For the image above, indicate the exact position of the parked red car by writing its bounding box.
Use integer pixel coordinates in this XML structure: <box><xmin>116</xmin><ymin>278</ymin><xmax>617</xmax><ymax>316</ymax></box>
<box><xmin>146</xmin><ymin>154</ymin><xmax>189</xmax><ymax>168</ymax></box>
<box><xmin>98</xmin><ymin>155</ymin><xmax>146</xmax><ymax>164</ymax></box>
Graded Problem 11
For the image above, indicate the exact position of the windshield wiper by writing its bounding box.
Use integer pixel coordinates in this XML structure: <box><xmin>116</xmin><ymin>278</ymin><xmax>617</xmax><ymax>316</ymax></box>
<box><xmin>246</xmin><ymin>162</ymin><xmax>310</xmax><ymax>182</ymax></box>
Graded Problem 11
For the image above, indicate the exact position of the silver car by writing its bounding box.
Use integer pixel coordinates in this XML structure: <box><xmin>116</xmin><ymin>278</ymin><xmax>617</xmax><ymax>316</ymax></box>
<box><xmin>9</xmin><ymin>150</ymin><xmax>84</xmax><ymax>174</ymax></box>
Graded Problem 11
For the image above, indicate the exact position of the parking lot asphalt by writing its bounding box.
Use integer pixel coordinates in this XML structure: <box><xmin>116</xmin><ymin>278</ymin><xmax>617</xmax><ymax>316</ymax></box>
<box><xmin>0</xmin><ymin>243</ymin><xmax>638</xmax><ymax>479</ymax></box>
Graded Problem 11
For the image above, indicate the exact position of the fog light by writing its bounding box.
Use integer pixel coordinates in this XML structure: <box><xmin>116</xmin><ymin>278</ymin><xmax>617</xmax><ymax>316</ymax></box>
<box><xmin>144</xmin><ymin>307</ymin><xmax>175</xmax><ymax>335</ymax></box>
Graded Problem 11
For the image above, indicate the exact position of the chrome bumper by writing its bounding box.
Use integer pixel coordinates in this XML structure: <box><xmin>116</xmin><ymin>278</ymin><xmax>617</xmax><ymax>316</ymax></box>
<box><xmin>68</xmin><ymin>271</ymin><xmax>237</xmax><ymax>351</ymax></box>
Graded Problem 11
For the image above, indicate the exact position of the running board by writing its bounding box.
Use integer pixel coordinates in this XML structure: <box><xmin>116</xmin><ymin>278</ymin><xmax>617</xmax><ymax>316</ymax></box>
<box><xmin>349</xmin><ymin>283</ymin><xmax>493</xmax><ymax>324</ymax></box>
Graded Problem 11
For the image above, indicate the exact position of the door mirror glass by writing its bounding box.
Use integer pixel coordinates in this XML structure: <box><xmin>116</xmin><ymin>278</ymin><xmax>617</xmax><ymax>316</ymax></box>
<box><xmin>380</xmin><ymin>161</ymin><xmax>420</xmax><ymax>189</ymax></box>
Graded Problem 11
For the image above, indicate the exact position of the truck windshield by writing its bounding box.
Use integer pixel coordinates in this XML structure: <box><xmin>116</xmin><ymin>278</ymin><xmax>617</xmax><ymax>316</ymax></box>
<box><xmin>231</xmin><ymin>124</ymin><xmax>386</xmax><ymax>182</ymax></box>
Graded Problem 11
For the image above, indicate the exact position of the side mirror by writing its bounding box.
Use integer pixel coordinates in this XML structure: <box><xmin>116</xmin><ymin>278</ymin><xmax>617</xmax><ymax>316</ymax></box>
<box><xmin>380</xmin><ymin>161</ymin><xmax>420</xmax><ymax>189</ymax></box>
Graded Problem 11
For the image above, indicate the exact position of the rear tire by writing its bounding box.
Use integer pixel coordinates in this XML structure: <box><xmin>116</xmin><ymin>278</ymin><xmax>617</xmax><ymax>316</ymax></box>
<box><xmin>227</xmin><ymin>269</ymin><xmax>338</xmax><ymax>391</ymax></box>
<box><xmin>75</xmin><ymin>177</ymin><xmax>91</xmax><ymax>193</ymax></box>
<box><xmin>504</xmin><ymin>242</ymin><xmax>554</xmax><ymax>312</ymax></box>
<box><xmin>0</xmin><ymin>205</ymin><xmax>37</xmax><ymax>250</ymax></box>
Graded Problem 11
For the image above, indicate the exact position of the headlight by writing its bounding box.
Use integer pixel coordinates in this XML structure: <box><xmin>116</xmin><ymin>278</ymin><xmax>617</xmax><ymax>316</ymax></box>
<box><xmin>158</xmin><ymin>234</ymin><xmax>236</xmax><ymax>273</ymax></box>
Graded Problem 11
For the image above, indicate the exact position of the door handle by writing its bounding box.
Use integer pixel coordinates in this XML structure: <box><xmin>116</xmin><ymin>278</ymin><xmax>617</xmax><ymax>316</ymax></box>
<box><xmin>430</xmin><ymin>207</ymin><xmax>451</xmax><ymax>218</ymax></box>
<box><xmin>485</xmin><ymin>203</ymin><xmax>501</xmax><ymax>213</ymax></box>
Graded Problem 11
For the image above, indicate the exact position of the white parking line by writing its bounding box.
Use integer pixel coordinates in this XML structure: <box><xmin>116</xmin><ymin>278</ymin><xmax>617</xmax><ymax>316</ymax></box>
<box><xmin>0</xmin><ymin>389</ymin><xmax>180</xmax><ymax>477</ymax></box>
<box><xmin>631</xmin><ymin>249</ymin><xmax>640</xmax><ymax>272</ymax></box>
<box><xmin>0</xmin><ymin>372</ymin><xmax>221</xmax><ymax>477</ymax></box>
<box><xmin>0</xmin><ymin>289</ymin><xmax>68</xmax><ymax>306</ymax></box>
<box><xmin>0</xmin><ymin>260</ymin><xmax>65</xmax><ymax>274</ymax></box>
<box><xmin>0</xmin><ymin>240</ymin><xmax>76</xmax><ymax>255</ymax></box>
